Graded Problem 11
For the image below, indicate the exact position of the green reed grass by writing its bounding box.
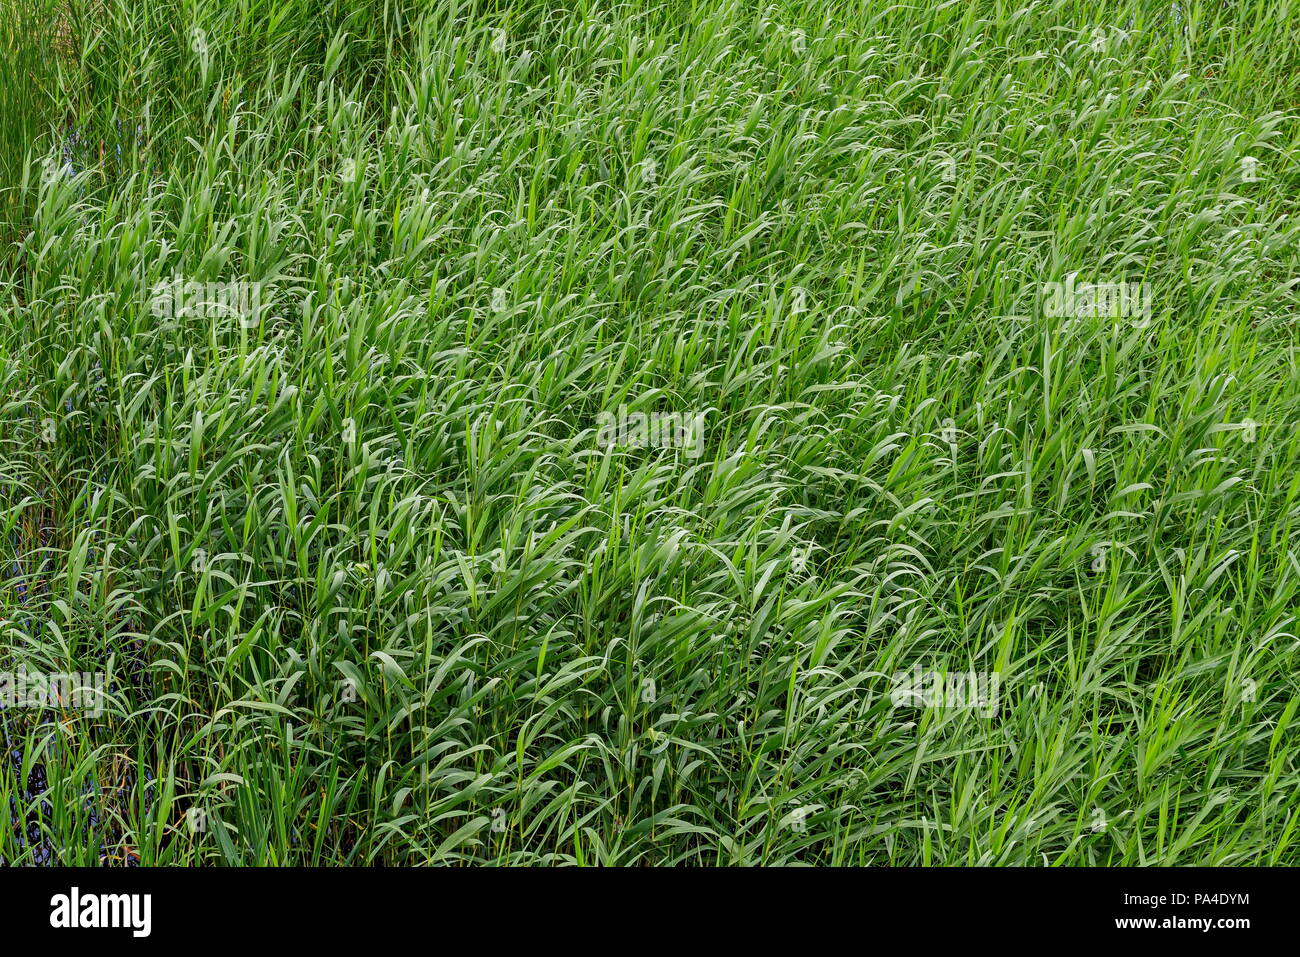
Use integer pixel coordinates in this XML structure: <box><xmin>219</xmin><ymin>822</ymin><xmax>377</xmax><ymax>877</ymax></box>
<box><xmin>0</xmin><ymin>0</ymin><xmax>1298</xmax><ymax>864</ymax></box>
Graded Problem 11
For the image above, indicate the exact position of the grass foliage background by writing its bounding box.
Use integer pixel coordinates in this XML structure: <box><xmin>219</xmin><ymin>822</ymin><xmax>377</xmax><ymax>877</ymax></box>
<box><xmin>1</xmin><ymin>0</ymin><xmax>1299</xmax><ymax>864</ymax></box>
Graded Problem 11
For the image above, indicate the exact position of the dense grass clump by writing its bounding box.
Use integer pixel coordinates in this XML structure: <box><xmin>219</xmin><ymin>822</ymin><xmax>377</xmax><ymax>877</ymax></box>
<box><xmin>1</xmin><ymin>0</ymin><xmax>1298</xmax><ymax>864</ymax></box>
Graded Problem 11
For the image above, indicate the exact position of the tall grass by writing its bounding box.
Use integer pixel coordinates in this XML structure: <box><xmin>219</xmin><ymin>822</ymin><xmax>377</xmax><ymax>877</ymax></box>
<box><xmin>1</xmin><ymin>0</ymin><xmax>1298</xmax><ymax>864</ymax></box>
<box><xmin>0</xmin><ymin>0</ymin><xmax>67</xmax><ymax>251</ymax></box>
